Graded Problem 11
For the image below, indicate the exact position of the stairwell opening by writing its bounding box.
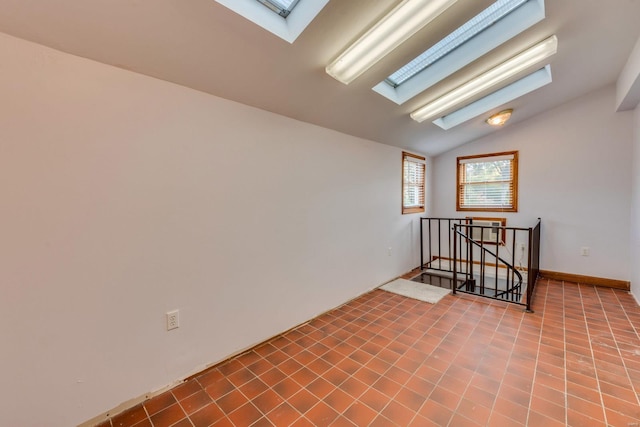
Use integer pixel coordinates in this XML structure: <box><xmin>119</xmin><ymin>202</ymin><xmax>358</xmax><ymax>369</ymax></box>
<box><xmin>416</xmin><ymin>217</ymin><xmax>541</xmax><ymax>312</ymax></box>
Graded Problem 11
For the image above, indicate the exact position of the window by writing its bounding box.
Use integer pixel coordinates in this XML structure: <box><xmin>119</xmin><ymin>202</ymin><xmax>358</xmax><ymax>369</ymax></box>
<box><xmin>385</xmin><ymin>0</ymin><xmax>528</xmax><ymax>88</ymax></box>
<box><xmin>403</xmin><ymin>152</ymin><xmax>426</xmax><ymax>214</ymax></box>
<box><xmin>256</xmin><ymin>0</ymin><xmax>300</xmax><ymax>18</ymax></box>
<box><xmin>457</xmin><ymin>151</ymin><xmax>518</xmax><ymax>212</ymax></box>
<box><xmin>215</xmin><ymin>0</ymin><xmax>329</xmax><ymax>43</ymax></box>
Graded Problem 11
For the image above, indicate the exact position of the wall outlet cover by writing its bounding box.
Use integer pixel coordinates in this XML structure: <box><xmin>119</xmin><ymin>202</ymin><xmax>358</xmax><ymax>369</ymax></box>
<box><xmin>166</xmin><ymin>310</ymin><xmax>179</xmax><ymax>331</ymax></box>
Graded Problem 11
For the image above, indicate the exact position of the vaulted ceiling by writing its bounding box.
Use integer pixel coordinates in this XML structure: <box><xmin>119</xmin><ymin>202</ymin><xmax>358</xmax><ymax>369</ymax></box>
<box><xmin>1</xmin><ymin>0</ymin><xmax>639</xmax><ymax>155</ymax></box>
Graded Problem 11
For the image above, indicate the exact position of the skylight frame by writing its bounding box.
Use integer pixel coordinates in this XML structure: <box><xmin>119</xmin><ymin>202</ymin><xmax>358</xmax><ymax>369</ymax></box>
<box><xmin>256</xmin><ymin>0</ymin><xmax>301</xmax><ymax>18</ymax></box>
<box><xmin>373</xmin><ymin>0</ymin><xmax>545</xmax><ymax>105</ymax></box>
<box><xmin>386</xmin><ymin>0</ymin><xmax>528</xmax><ymax>88</ymax></box>
<box><xmin>215</xmin><ymin>0</ymin><xmax>329</xmax><ymax>43</ymax></box>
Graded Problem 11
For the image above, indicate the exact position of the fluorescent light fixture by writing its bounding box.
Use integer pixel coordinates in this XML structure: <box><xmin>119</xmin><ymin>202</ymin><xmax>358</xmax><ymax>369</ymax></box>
<box><xmin>374</xmin><ymin>0</ymin><xmax>544</xmax><ymax>105</ymax></box>
<box><xmin>411</xmin><ymin>35</ymin><xmax>558</xmax><ymax>123</ymax></box>
<box><xmin>326</xmin><ymin>0</ymin><xmax>458</xmax><ymax>85</ymax></box>
<box><xmin>215</xmin><ymin>0</ymin><xmax>329</xmax><ymax>43</ymax></box>
<box><xmin>432</xmin><ymin>65</ymin><xmax>552</xmax><ymax>130</ymax></box>
<box><xmin>486</xmin><ymin>109</ymin><xmax>513</xmax><ymax>126</ymax></box>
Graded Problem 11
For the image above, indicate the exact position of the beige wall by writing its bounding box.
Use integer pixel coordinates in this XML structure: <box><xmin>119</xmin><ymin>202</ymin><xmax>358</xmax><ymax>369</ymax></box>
<box><xmin>631</xmin><ymin>105</ymin><xmax>640</xmax><ymax>301</ymax></box>
<box><xmin>623</xmin><ymin>35</ymin><xmax>640</xmax><ymax>302</ymax></box>
<box><xmin>0</xmin><ymin>33</ymin><xmax>424</xmax><ymax>426</ymax></box>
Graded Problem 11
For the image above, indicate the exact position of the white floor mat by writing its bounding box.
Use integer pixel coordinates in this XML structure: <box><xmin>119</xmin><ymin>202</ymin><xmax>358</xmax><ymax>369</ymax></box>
<box><xmin>380</xmin><ymin>278</ymin><xmax>451</xmax><ymax>304</ymax></box>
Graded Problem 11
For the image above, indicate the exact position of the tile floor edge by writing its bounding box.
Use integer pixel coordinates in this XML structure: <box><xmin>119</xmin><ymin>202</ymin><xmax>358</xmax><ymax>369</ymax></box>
<box><xmin>80</xmin><ymin>269</ymin><xmax>415</xmax><ymax>426</ymax></box>
<box><xmin>78</xmin><ymin>381</ymin><xmax>179</xmax><ymax>427</ymax></box>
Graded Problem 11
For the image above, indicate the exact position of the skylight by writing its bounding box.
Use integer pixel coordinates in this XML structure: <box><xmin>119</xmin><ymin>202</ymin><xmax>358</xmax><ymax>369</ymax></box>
<box><xmin>257</xmin><ymin>0</ymin><xmax>300</xmax><ymax>18</ymax></box>
<box><xmin>372</xmin><ymin>0</ymin><xmax>545</xmax><ymax>105</ymax></box>
<box><xmin>215</xmin><ymin>0</ymin><xmax>329</xmax><ymax>43</ymax></box>
<box><xmin>386</xmin><ymin>0</ymin><xmax>527</xmax><ymax>87</ymax></box>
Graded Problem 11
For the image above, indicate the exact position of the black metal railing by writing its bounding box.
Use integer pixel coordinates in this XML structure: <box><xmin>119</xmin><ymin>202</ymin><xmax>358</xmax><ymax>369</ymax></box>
<box><xmin>419</xmin><ymin>218</ymin><xmax>468</xmax><ymax>273</ymax></box>
<box><xmin>452</xmin><ymin>223</ymin><xmax>525</xmax><ymax>304</ymax></box>
<box><xmin>527</xmin><ymin>219</ymin><xmax>541</xmax><ymax>311</ymax></box>
<box><xmin>419</xmin><ymin>217</ymin><xmax>541</xmax><ymax>311</ymax></box>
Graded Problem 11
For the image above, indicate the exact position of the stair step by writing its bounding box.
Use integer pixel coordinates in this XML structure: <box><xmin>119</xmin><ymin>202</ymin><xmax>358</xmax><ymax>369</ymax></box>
<box><xmin>411</xmin><ymin>273</ymin><xmax>455</xmax><ymax>290</ymax></box>
<box><xmin>412</xmin><ymin>271</ymin><xmax>525</xmax><ymax>304</ymax></box>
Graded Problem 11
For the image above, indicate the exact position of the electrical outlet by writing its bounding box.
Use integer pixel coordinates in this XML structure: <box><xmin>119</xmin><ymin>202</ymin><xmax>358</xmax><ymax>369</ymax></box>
<box><xmin>388</xmin><ymin>247</ymin><xmax>392</xmax><ymax>256</ymax></box>
<box><xmin>166</xmin><ymin>310</ymin><xmax>179</xmax><ymax>331</ymax></box>
<box><xmin>581</xmin><ymin>247</ymin><xmax>590</xmax><ymax>257</ymax></box>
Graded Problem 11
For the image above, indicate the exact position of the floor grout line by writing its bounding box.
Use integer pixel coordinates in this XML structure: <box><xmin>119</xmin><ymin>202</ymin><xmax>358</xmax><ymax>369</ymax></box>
<box><xmin>99</xmin><ymin>279</ymin><xmax>640</xmax><ymax>427</ymax></box>
<box><xmin>592</xmin><ymin>285</ymin><xmax>640</xmax><ymax>411</ymax></box>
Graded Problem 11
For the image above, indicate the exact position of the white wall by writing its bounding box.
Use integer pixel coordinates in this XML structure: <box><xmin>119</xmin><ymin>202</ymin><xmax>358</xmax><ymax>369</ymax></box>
<box><xmin>623</xmin><ymin>34</ymin><xmax>640</xmax><ymax>302</ymax></box>
<box><xmin>617</xmin><ymin>36</ymin><xmax>640</xmax><ymax>111</ymax></box>
<box><xmin>0</xmin><ymin>33</ymin><xmax>425</xmax><ymax>427</ymax></box>
<box><xmin>631</xmin><ymin>105</ymin><xmax>640</xmax><ymax>300</ymax></box>
<box><xmin>432</xmin><ymin>86</ymin><xmax>633</xmax><ymax>281</ymax></box>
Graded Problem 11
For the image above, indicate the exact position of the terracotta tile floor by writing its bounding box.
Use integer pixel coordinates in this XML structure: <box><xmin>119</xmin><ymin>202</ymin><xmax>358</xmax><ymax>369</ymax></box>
<box><xmin>99</xmin><ymin>278</ymin><xmax>640</xmax><ymax>426</ymax></box>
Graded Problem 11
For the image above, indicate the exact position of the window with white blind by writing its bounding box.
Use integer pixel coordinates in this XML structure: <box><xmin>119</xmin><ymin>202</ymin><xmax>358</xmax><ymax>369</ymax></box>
<box><xmin>457</xmin><ymin>151</ymin><xmax>518</xmax><ymax>212</ymax></box>
<box><xmin>402</xmin><ymin>152</ymin><xmax>426</xmax><ymax>214</ymax></box>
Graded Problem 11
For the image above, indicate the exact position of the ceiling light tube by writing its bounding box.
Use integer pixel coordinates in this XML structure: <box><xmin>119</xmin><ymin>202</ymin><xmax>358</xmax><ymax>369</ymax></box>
<box><xmin>433</xmin><ymin>65</ymin><xmax>552</xmax><ymax>130</ymax></box>
<box><xmin>410</xmin><ymin>35</ymin><xmax>558</xmax><ymax>123</ymax></box>
<box><xmin>326</xmin><ymin>0</ymin><xmax>458</xmax><ymax>85</ymax></box>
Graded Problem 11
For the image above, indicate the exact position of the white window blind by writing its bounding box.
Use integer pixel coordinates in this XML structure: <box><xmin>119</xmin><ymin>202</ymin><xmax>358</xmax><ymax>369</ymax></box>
<box><xmin>457</xmin><ymin>151</ymin><xmax>518</xmax><ymax>211</ymax></box>
<box><xmin>403</xmin><ymin>153</ymin><xmax>426</xmax><ymax>214</ymax></box>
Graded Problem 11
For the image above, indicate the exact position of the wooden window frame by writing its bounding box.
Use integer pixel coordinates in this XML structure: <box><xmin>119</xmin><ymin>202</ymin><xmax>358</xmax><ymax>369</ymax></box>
<box><xmin>402</xmin><ymin>152</ymin><xmax>426</xmax><ymax>214</ymax></box>
<box><xmin>457</xmin><ymin>151</ymin><xmax>518</xmax><ymax>212</ymax></box>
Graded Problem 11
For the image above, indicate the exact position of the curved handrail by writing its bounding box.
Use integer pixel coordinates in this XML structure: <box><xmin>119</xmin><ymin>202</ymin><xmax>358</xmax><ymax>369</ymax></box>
<box><xmin>453</xmin><ymin>226</ymin><xmax>523</xmax><ymax>295</ymax></box>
